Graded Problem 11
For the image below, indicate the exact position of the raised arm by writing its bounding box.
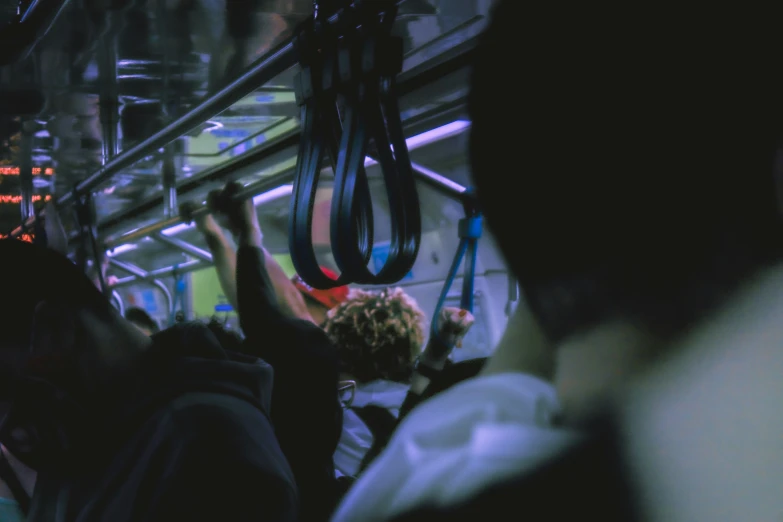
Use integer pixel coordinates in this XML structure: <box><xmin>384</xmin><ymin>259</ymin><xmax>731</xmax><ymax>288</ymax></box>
<box><xmin>398</xmin><ymin>308</ymin><xmax>475</xmax><ymax>421</ymax></box>
<box><xmin>193</xmin><ymin>212</ymin><xmax>240</xmax><ymax>311</ymax></box>
<box><xmin>209</xmin><ymin>183</ymin><xmax>315</xmax><ymax>324</ymax></box>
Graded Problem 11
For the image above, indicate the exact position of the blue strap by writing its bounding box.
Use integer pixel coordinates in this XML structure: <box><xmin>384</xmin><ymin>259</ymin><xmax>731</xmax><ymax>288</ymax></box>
<box><xmin>430</xmin><ymin>199</ymin><xmax>482</xmax><ymax>340</ymax></box>
<box><xmin>170</xmin><ymin>267</ymin><xmax>187</xmax><ymax>325</ymax></box>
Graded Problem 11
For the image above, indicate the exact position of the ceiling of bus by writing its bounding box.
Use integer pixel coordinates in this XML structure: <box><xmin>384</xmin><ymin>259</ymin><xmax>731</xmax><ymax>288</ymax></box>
<box><xmin>0</xmin><ymin>0</ymin><xmax>494</xmax><ymax>273</ymax></box>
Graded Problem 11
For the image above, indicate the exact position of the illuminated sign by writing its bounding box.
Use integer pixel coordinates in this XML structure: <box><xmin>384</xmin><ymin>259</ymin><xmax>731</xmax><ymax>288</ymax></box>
<box><xmin>0</xmin><ymin>167</ymin><xmax>54</xmax><ymax>176</ymax></box>
<box><xmin>0</xmin><ymin>194</ymin><xmax>52</xmax><ymax>204</ymax></box>
<box><xmin>0</xmin><ymin>233</ymin><xmax>34</xmax><ymax>243</ymax></box>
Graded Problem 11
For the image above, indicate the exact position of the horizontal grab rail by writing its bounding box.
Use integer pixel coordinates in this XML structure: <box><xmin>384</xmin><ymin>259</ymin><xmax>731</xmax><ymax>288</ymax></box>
<box><xmin>9</xmin><ymin>38</ymin><xmax>298</xmax><ymax>237</ymax></box>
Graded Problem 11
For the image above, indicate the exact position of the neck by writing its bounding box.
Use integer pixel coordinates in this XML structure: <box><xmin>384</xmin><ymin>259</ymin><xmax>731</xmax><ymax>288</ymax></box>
<box><xmin>481</xmin><ymin>305</ymin><xmax>555</xmax><ymax>381</ymax></box>
<box><xmin>555</xmin><ymin>321</ymin><xmax>653</xmax><ymax>424</ymax></box>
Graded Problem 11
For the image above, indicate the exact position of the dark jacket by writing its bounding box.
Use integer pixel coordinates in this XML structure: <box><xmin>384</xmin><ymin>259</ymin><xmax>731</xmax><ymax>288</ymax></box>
<box><xmin>236</xmin><ymin>245</ymin><xmax>342</xmax><ymax>522</ymax></box>
<box><xmin>10</xmin><ymin>322</ymin><xmax>299</xmax><ymax>522</ymax></box>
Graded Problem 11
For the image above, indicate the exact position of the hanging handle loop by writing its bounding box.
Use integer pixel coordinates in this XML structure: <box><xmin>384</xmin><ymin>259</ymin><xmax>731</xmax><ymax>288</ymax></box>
<box><xmin>430</xmin><ymin>190</ymin><xmax>483</xmax><ymax>342</ymax></box>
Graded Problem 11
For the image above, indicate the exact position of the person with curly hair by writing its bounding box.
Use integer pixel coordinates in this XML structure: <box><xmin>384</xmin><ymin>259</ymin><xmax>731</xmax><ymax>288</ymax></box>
<box><xmin>325</xmin><ymin>287</ymin><xmax>426</xmax><ymax>385</ymax></box>
<box><xmin>324</xmin><ymin>287</ymin><xmax>423</xmax><ymax>479</ymax></box>
<box><xmin>327</xmin><ymin>291</ymin><xmax>475</xmax><ymax>483</ymax></box>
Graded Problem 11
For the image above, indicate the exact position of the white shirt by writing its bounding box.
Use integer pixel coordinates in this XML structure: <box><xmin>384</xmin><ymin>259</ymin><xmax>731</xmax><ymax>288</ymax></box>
<box><xmin>332</xmin><ymin>372</ymin><xmax>579</xmax><ymax>521</ymax></box>
<box><xmin>334</xmin><ymin>380</ymin><xmax>410</xmax><ymax>478</ymax></box>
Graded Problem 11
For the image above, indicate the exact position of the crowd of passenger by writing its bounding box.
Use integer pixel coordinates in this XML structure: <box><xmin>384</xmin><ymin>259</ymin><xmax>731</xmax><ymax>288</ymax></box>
<box><xmin>0</xmin><ymin>1</ymin><xmax>781</xmax><ymax>519</ymax></box>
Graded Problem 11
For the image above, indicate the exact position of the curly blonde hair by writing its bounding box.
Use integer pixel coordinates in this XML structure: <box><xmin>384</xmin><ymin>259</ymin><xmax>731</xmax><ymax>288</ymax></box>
<box><xmin>324</xmin><ymin>287</ymin><xmax>426</xmax><ymax>384</ymax></box>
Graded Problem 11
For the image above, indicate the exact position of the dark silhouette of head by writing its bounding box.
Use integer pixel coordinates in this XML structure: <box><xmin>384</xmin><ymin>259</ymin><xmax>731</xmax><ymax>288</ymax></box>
<box><xmin>0</xmin><ymin>239</ymin><xmax>152</xmax><ymax>469</ymax></box>
<box><xmin>469</xmin><ymin>1</ymin><xmax>783</xmax><ymax>345</ymax></box>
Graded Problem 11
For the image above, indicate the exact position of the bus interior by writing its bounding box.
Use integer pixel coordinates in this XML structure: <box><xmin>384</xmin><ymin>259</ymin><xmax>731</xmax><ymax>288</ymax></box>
<box><xmin>0</xmin><ymin>0</ymin><xmax>512</xmax><ymax>359</ymax></box>
<box><xmin>1</xmin><ymin>2</ymin><xmax>783</xmax><ymax>521</ymax></box>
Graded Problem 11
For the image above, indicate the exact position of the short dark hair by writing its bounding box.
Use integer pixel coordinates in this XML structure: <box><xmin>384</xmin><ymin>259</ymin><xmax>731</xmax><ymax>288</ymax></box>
<box><xmin>469</xmin><ymin>2</ymin><xmax>783</xmax><ymax>343</ymax></box>
<box><xmin>0</xmin><ymin>239</ymin><xmax>112</xmax><ymax>397</ymax></box>
<box><xmin>125</xmin><ymin>307</ymin><xmax>160</xmax><ymax>334</ymax></box>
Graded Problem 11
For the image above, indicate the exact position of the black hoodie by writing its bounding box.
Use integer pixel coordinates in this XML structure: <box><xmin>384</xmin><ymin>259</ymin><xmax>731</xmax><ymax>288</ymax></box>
<box><xmin>7</xmin><ymin>322</ymin><xmax>299</xmax><ymax>522</ymax></box>
<box><xmin>236</xmin><ymin>246</ymin><xmax>342</xmax><ymax>522</ymax></box>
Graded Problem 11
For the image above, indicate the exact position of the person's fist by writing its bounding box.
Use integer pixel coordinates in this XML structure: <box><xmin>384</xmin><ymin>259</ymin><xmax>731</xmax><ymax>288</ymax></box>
<box><xmin>206</xmin><ymin>182</ymin><xmax>257</xmax><ymax>237</ymax></box>
<box><xmin>438</xmin><ymin>307</ymin><xmax>475</xmax><ymax>347</ymax></box>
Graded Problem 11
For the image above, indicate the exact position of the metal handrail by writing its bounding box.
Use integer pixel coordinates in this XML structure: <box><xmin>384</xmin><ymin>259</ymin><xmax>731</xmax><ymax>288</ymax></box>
<box><xmin>95</xmin><ymin>40</ymin><xmax>477</xmax><ymax>241</ymax></box>
<box><xmin>14</xmin><ymin>25</ymin><xmax>479</xmax><ymax>300</ymax></box>
<box><xmin>98</xmin><ymin>128</ymin><xmax>300</xmax><ymax>239</ymax></box>
<box><xmin>104</xmin><ymin>168</ymin><xmax>296</xmax><ymax>248</ymax></box>
<box><xmin>9</xmin><ymin>37</ymin><xmax>298</xmax><ymax>237</ymax></box>
<box><xmin>103</xmin><ymin>102</ymin><xmax>470</xmax><ymax>249</ymax></box>
<box><xmin>111</xmin><ymin>259</ymin><xmax>205</xmax><ymax>288</ymax></box>
<box><xmin>105</xmin><ymin>132</ymin><xmax>468</xmax><ymax>253</ymax></box>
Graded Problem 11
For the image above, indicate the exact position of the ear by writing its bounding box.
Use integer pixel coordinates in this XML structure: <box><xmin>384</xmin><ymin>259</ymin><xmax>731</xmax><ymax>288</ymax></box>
<box><xmin>29</xmin><ymin>300</ymin><xmax>77</xmax><ymax>361</ymax></box>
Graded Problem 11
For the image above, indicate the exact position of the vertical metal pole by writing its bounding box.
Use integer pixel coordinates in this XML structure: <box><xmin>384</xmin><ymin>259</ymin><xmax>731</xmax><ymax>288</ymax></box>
<box><xmin>98</xmin><ymin>12</ymin><xmax>120</xmax><ymax>164</ymax></box>
<box><xmin>19</xmin><ymin>123</ymin><xmax>34</xmax><ymax>222</ymax></box>
<box><xmin>156</xmin><ymin>0</ymin><xmax>180</xmax><ymax>220</ymax></box>
<box><xmin>74</xmin><ymin>195</ymin><xmax>88</xmax><ymax>272</ymax></box>
<box><xmin>92</xmin><ymin>11</ymin><xmax>120</xmax><ymax>296</ymax></box>
<box><xmin>162</xmin><ymin>143</ymin><xmax>178</xmax><ymax>218</ymax></box>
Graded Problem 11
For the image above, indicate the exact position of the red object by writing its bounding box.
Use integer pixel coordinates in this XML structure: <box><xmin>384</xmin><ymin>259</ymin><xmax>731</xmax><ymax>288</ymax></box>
<box><xmin>291</xmin><ymin>267</ymin><xmax>349</xmax><ymax>309</ymax></box>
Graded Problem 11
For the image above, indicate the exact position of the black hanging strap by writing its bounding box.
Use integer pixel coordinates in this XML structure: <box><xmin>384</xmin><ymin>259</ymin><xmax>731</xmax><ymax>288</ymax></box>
<box><xmin>289</xmin><ymin>1</ymin><xmax>422</xmax><ymax>289</ymax></box>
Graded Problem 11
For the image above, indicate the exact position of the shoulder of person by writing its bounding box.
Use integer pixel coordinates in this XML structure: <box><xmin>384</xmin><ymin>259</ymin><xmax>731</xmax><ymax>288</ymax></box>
<box><xmin>275</xmin><ymin>318</ymin><xmax>338</xmax><ymax>363</ymax></box>
<box><xmin>388</xmin><ymin>422</ymin><xmax>635</xmax><ymax>521</ymax></box>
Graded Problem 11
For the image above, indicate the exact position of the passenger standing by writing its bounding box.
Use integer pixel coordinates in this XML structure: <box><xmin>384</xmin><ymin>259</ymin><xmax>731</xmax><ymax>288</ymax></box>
<box><xmin>323</xmin><ymin>287</ymin><xmax>425</xmax><ymax>478</ymax></box>
<box><xmin>342</xmin><ymin>1</ymin><xmax>783</xmax><ymax>520</ymax></box>
<box><xmin>327</xmin><ymin>296</ymin><xmax>476</xmax><ymax>481</ymax></box>
<box><xmin>206</xmin><ymin>184</ymin><xmax>342</xmax><ymax>522</ymax></box>
<box><xmin>0</xmin><ymin>239</ymin><xmax>298</xmax><ymax>521</ymax></box>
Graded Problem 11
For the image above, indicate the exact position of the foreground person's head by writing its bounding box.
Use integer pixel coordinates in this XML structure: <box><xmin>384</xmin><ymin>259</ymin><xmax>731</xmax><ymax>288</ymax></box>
<box><xmin>469</xmin><ymin>1</ymin><xmax>783</xmax><ymax>416</ymax></box>
<box><xmin>0</xmin><ymin>240</ymin><xmax>152</xmax><ymax>469</ymax></box>
<box><xmin>324</xmin><ymin>287</ymin><xmax>426</xmax><ymax>384</ymax></box>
